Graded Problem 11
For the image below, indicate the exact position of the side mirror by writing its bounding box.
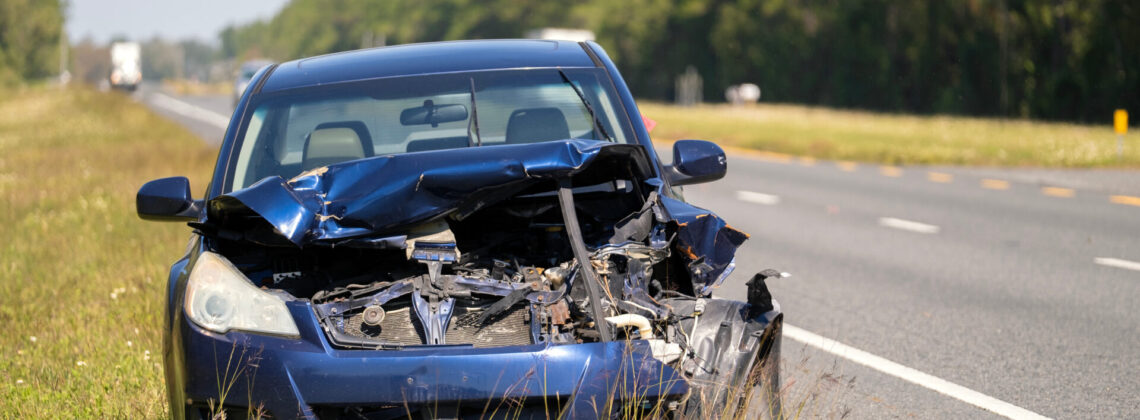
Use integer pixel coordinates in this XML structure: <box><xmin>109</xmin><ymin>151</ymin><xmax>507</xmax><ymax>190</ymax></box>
<box><xmin>665</xmin><ymin>140</ymin><xmax>727</xmax><ymax>186</ymax></box>
<box><xmin>137</xmin><ymin>176</ymin><xmax>203</xmax><ymax>221</ymax></box>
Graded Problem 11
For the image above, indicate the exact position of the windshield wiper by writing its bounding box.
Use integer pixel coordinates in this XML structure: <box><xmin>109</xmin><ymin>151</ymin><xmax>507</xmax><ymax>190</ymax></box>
<box><xmin>558</xmin><ymin>69</ymin><xmax>613</xmax><ymax>142</ymax></box>
<box><xmin>467</xmin><ymin>77</ymin><xmax>482</xmax><ymax>146</ymax></box>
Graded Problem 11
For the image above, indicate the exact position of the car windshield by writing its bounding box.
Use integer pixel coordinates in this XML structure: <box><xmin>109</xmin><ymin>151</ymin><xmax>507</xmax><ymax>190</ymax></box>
<box><xmin>227</xmin><ymin>68</ymin><xmax>634</xmax><ymax>191</ymax></box>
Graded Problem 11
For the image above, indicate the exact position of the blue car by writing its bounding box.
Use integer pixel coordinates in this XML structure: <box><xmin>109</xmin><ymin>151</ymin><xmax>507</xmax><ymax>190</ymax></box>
<box><xmin>137</xmin><ymin>40</ymin><xmax>783</xmax><ymax>419</ymax></box>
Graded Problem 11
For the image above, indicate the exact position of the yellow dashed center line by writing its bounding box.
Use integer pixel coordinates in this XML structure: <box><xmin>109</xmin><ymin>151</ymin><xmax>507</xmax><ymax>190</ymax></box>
<box><xmin>927</xmin><ymin>172</ymin><xmax>953</xmax><ymax>183</ymax></box>
<box><xmin>837</xmin><ymin>161</ymin><xmax>857</xmax><ymax>172</ymax></box>
<box><xmin>879</xmin><ymin>166</ymin><xmax>902</xmax><ymax>177</ymax></box>
<box><xmin>1041</xmin><ymin>187</ymin><xmax>1075</xmax><ymax>198</ymax></box>
<box><xmin>981</xmin><ymin>179</ymin><xmax>1010</xmax><ymax>190</ymax></box>
<box><xmin>1110</xmin><ymin>195</ymin><xmax>1140</xmax><ymax>207</ymax></box>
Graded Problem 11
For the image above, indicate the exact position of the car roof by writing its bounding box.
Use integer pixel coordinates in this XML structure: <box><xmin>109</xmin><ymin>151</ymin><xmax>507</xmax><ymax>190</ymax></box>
<box><xmin>259</xmin><ymin>39</ymin><xmax>598</xmax><ymax>93</ymax></box>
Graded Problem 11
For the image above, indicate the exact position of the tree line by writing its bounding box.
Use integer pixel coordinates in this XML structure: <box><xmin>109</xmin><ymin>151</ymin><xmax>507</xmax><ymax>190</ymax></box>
<box><xmin>220</xmin><ymin>0</ymin><xmax>1137</xmax><ymax>123</ymax></box>
<box><xmin>0</xmin><ymin>0</ymin><xmax>64</xmax><ymax>86</ymax></box>
<box><xmin>2</xmin><ymin>0</ymin><xmax>1133</xmax><ymax>123</ymax></box>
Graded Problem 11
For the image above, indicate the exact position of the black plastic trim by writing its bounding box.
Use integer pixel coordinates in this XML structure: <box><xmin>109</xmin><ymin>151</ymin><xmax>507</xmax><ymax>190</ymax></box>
<box><xmin>250</xmin><ymin>63</ymin><xmax>279</xmax><ymax>95</ymax></box>
<box><xmin>578</xmin><ymin>42</ymin><xmax>604</xmax><ymax>68</ymax></box>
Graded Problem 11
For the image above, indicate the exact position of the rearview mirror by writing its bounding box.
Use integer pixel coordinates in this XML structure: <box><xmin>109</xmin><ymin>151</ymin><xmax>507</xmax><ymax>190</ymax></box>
<box><xmin>665</xmin><ymin>140</ymin><xmax>727</xmax><ymax>186</ymax></box>
<box><xmin>399</xmin><ymin>100</ymin><xmax>468</xmax><ymax>127</ymax></box>
<box><xmin>137</xmin><ymin>176</ymin><xmax>202</xmax><ymax>221</ymax></box>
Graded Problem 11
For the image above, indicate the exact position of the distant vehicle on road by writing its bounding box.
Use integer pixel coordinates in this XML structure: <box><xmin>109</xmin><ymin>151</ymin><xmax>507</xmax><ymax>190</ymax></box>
<box><xmin>232</xmin><ymin>59</ymin><xmax>273</xmax><ymax>106</ymax></box>
<box><xmin>109</xmin><ymin>42</ymin><xmax>141</xmax><ymax>91</ymax></box>
<box><xmin>138</xmin><ymin>40</ymin><xmax>783</xmax><ymax>419</ymax></box>
<box><xmin>525</xmin><ymin>27</ymin><xmax>595</xmax><ymax>42</ymax></box>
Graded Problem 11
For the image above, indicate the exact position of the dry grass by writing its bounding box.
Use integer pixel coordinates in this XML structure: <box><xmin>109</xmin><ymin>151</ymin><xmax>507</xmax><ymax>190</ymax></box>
<box><xmin>777</xmin><ymin>345</ymin><xmax>856</xmax><ymax>420</ymax></box>
<box><xmin>639</xmin><ymin>102</ymin><xmax>1140</xmax><ymax>167</ymax></box>
<box><xmin>0</xmin><ymin>86</ymin><xmax>216</xmax><ymax>417</ymax></box>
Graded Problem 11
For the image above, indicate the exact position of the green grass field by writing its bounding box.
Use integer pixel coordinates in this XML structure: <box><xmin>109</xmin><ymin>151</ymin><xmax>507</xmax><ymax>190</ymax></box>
<box><xmin>0</xmin><ymin>87</ymin><xmax>215</xmax><ymax>417</ymax></box>
<box><xmin>639</xmin><ymin>102</ymin><xmax>1140</xmax><ymax>167</ymax></box>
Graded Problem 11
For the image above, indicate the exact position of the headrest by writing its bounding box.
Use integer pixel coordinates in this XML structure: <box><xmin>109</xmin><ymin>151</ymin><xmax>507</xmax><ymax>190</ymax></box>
<box><xmin>302</xmin><ymin>127</ymin><xmax>365</xmax><ymax>170</ymax></box>
<box><xmin>505</xmin><ymin>107</ymin><xmax>571</xmax><ymax>144</ymax></box>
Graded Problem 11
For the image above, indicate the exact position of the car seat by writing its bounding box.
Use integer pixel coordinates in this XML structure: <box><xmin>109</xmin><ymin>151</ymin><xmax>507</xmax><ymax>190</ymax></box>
<box><xmin>302</xmin><ymin>121</ymin><xmax>374</xmax><ymax>170</ymax></box>
<box><xmin>504</xmin><ymin>107</ymin><xmax>570</xmax><ymax>144</ymax></box>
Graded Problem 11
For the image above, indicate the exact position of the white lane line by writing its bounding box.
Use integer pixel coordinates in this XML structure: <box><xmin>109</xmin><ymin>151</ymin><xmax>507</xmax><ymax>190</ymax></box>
<box><xmin>783</xmin><ymin>324</ymin><xmax>1052</xmax><ymax>420</ymax></box>
<box><xmin>1094</xmin><ymin>257</ymin><xmax>1140</xmax><ymax>272</ymax></box>
<box><xmin>736</xmin><ymin>190</ymin><xmax>781</xmax><ymax>205</ymax></box>
<box><xmin>148</xmin><ymin>92</ymin><xmax>230</xmax><ymax>129</ymax></box>
<box><xmin>878</xmin><ymin>217</ymin><xmax>940</xmax><ymax>234</ymax></box>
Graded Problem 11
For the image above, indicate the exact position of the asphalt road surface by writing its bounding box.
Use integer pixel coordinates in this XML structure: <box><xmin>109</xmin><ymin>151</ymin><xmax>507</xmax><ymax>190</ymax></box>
<box><xmin>137</xmin><ymin>84</ymin><xmax>1140</xmax><ymax>419</ymax></box>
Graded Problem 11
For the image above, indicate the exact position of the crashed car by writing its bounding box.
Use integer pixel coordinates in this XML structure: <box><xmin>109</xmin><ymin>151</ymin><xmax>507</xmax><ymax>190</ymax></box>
<box><xmin>137</xmin><ymin>40</ymin><xmax>783</xmax><ymax>419</ymax></box>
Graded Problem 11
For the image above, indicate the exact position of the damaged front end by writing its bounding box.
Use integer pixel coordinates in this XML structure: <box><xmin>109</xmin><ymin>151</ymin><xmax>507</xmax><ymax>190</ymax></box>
<box><xmin>193</xmin><ymin>140</ymin><xmax>782</xmax><ymax>418</ymax></box>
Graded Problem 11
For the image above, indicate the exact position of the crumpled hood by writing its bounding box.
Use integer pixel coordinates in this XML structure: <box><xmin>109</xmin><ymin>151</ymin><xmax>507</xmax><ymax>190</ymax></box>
<box><xmin>206</xmin><ymin>140</ymin><xmax>654</xmax><ymax>246</ymax></box>
<box><xmin>203</xmin><ymin>139</ymin><xmax>746</xmax><ymax>294</ymax></box>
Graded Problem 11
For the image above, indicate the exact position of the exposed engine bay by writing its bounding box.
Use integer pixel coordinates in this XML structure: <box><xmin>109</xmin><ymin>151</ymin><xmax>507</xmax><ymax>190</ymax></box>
<box><xmin>214</xmin><ymin>177</ymin><xmax>716</xmax><ymax>351</ymax></box>
<box><xmin>197</xmin><ymin>140</ymin><xmax>781</xmax><ymax>415</ymax></box>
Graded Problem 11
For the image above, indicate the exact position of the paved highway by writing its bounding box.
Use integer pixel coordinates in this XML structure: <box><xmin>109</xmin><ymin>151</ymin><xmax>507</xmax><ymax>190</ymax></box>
<box><xmin>691</xmin><ymin>150</ymin><xmax>1140</xmax><ymax>419</ymax></box>
<box><xmin>137</xmin><ymin>84</ymin><xmax>1140</xmax><ymax>419</ymax></box>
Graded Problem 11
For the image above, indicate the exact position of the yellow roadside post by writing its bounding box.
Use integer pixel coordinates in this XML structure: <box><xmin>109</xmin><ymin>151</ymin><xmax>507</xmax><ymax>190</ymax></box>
<box><xmin>1115</xmin><ymin>109</ymin><xmax>1128</xmax><ymax>158</ymax></box>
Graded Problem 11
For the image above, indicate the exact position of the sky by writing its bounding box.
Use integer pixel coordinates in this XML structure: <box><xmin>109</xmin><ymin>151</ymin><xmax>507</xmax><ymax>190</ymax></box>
<box><xmin>66</xmin><ymin>0</ymin><xmax>290</xmax><ymax>44</ymax></box>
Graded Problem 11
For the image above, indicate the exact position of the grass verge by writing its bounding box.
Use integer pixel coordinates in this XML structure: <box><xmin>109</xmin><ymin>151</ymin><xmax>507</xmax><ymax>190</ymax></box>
<box><xmin>639</xmin><ymin>102</ymin><xmax>1140</xmax><ymax>167</ymax></box>
<box><xmin>0</xmin><ymin>86</ymin><xmax>215</xmax><ymax>417</ymax></box>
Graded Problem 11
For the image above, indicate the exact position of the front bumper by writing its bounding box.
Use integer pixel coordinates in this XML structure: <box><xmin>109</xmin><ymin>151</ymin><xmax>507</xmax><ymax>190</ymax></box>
<box><xmin>170</xmin><ymin>301</ymin><xmax>689</xmax><ymax>419</ymax></box>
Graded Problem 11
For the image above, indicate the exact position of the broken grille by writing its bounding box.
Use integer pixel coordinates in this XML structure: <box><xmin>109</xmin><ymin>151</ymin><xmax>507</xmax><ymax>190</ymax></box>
<box><xmin>343</xmin><ymin>306</ymin><xmax>425</xmax><ymax>346</ymax></box>
<box><xmin>446</xmin><ymin>304</ymin><xmax>532</xmax><ymax>348</ymax></box>
<box><xmin>335</xmin><ymin>303</ymin><xmax>532</xmax><ymax>348</ymax></box>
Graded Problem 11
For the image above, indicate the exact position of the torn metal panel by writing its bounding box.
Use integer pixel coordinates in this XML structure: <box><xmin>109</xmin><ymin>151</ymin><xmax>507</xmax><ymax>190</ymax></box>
<box><xmin>666</xmin><ymin>296</ymin><xmax>783</xmax><ymax>419</ymax></box>
<box><xmin>658</xmin><ymin>195</ymin><xmax>751</xmax><ymax>295</ymax></box>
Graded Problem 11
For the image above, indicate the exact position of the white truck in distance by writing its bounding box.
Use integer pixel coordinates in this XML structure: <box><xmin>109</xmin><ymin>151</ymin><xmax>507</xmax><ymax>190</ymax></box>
<box><xmin>109</xmin><ymin>42</ymin><xmax>141</xmax><ymax>91</ymax></box>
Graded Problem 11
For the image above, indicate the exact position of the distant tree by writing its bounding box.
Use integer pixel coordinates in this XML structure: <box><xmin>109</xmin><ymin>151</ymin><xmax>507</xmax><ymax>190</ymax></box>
<box><xmin>0</xmin><ymin>0</ymin><xmax>65</xmax><ymax>85</ymax></box>
<box><xmin>141</xmin><ymin>37</ymin><xmax>183</xmax><ymax>81</ymax></box>
<box><xmin>180</xmin><ymin>39</ymin><xmax>218</xmax><ymax>81</ymax></box>
<box><xmin>70</xmin><ymin>36</ymin><xmax>109</xmax><ymax>84</ymax></box>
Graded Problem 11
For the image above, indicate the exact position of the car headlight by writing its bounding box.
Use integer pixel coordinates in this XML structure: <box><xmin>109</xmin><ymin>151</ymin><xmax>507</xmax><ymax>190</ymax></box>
<box><xmin>185</xmin><ymin>251</ymin><xmax>300</xmax><ymax>337</ymax></box>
